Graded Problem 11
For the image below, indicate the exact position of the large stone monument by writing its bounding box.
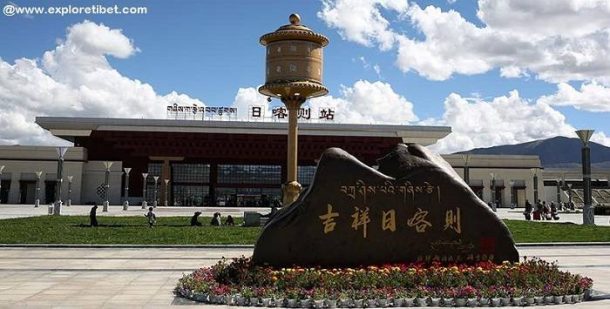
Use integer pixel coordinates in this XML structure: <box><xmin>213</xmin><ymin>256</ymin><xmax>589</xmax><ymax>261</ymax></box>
<box><xmin>253</xmin><ymin>144</ymin><xmax>519</xmax><ymax>267</ymax></box>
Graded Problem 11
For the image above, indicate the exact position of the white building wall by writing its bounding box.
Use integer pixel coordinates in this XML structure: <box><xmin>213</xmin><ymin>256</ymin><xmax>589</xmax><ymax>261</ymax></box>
<box><xmin>81</xmin><ymin>161</ymin><xmax>123</xmax><ymax>205</ymax></box>
<box><xmin>0</xmin><ymin>147</ymin><xmax>85</xmax><ymax>205</ymax></box>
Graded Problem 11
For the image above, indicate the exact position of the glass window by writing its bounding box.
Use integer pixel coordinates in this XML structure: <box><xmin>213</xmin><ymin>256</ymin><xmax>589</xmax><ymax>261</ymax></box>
<box><xmin>172</xmin><ymin>185</ymin><xmax>209</xmax><ymax>206</ymax></box>
<box><xmin>289</xmin><ymin>64</ymin><xmax>297</xmax><ymax>72</ymax></box>
<box><xmin>218</xmin><ymin>164</ymin><xmax>281</xmax><ymax>184</ymax></box>
<box><xmin>215</xmin><ymin>187</ymin><xmax>281</xmax><ymax>207</ymax></box>
<box><xmin>298</xmin><ymin>166</ymin><xmax>316</xmax><ymax>185</ymax></box>
<box><xmin>171</xmin><ymin>163</ymin><xmax>210</xmax><ymax>183</ymax></box>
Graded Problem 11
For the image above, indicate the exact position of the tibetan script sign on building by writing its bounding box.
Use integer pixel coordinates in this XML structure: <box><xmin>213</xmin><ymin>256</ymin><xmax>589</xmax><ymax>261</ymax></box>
<box><xmin>252</xmin><ymin>144</ymin><xmax>519</xmax><ymax>267</ymax></box>
<box><xmin>166</xmin><ymin>104</ymin><xmax>237</xmax><ymax>120</ymax></box>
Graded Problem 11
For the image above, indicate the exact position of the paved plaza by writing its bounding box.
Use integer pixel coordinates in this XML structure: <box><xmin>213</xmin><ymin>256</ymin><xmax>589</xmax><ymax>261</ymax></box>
<box><xmin>0</xmin><ymin>246</ymin><xmax>608</xmax><ymax>308</ymax></box>
<box><xmin>1</xmin><ymin>205</ymin><xmax>610</xmax><ymax>307</ymax></box>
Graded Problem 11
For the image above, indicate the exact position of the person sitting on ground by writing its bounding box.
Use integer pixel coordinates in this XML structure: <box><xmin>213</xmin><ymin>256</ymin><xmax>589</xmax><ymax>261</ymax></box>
<box><xmin>190</xmin><ymin>211</ymin><xmax>202</xmax><ymax>226</ymax></box>
<box><xmin>145</xmin><ymin>207</ymin><xmax>156</xmax><ymax>228</ymax></box>
<box><xmin>90</xmin><ymin>203</ymin><xmax>98</xmax><ymax>227</ymax></box>
<box><xmin>225</xmin><ymin>215</ymin><xmax>235</xmax><ymax>226</ymax></box>
<box><xmin>210</xmin><ymin>212</ymin><xmax>221</xmax><ymax>226</ymax></box>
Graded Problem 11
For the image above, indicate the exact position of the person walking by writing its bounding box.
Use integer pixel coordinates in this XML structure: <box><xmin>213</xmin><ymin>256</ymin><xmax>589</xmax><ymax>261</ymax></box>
<box><xmin>145</xmin><ymin>207</ymin><xmax>156</xmax><ymax>228</ymax></box>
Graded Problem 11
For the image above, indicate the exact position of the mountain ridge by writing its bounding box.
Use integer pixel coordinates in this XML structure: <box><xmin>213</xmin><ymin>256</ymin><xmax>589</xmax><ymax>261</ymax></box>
<box><xmin>455</xmin><ymin>136</ymin><xmax>610</xmax><ymax>168</ymax></box>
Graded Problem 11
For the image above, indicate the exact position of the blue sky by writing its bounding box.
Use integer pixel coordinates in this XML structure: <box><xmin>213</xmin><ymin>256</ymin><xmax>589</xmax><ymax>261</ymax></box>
<box><xmin>1</xmin><ymin>0</ymin><xmax>609</xmax><ymax>153</ymax></box>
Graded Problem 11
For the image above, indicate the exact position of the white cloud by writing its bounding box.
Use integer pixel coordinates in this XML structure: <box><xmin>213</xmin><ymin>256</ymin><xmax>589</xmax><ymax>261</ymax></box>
<box><xmin>309</xmin><ymin>80</ymin><xmax>418</xmax><ymax>124</ymax></box>
<box><xmin>232</xmin><ymin>80</ymin><xmax>418</xmax><ymax>125</ymax></box>
<box><xmin>591</xmin><ymin>131</ymin><xmax>610</xmax><ymax>147</ymax></box>
<box><xmin>427</xmin><ymin>90</ymin><xmax>578</xmax><ymax>154</ymax></box>
<box><xmin>319</xmin><ymin>0</ymin><xmax>610</xmax><ymax>84</ymax></box>
<box><xmin>318</xmin><ymin>0</ymin><xmax>408</xmax><ymax>51</ymax></box>
<box><xmin>538</xmin><ymin>82</ymin><xmax>610</xmax><ymax>112</ymax></box>
<box><xmin>0</xmin><ymin>20</ymin><xmax>204</xmax><ymax>146</ymax></box>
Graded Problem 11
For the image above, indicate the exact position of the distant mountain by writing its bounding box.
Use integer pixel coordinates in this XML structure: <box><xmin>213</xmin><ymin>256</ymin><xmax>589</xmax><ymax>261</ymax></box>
<box><xmin>456</xmin><ymin>136</ymin><xmax>610</xmax><ymax>168</ymax></box>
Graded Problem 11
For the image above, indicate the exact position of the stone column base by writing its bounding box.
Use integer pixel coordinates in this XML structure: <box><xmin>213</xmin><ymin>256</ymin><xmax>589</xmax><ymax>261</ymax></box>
<box><xmin>282</xmin><ymin>181</ymin><xmax>302</xmax><ymax>206</ymax></box>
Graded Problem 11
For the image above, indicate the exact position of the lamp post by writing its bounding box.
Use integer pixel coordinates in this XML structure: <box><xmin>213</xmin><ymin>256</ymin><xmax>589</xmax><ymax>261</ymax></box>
<box><xmin>141</xmin><ymin>173</ymin><xmax>148</xmax><ymax>209</ymax></box>
<box><xmin>509</xmin><ymin>180</ymin><xmax>515</xmax><ymax>208</ymax></box>
<box><xmin>67</xmin><ymin>176</ymin><xmax>73</xmax><ymax>206</ymax></box>
<box><xmin>258</xmin><ymin>14</ymin><xmax>329</xmax><ymax>206</ymax></box>
<box><xmin>0</xmin><ymin>165</ymin><xmax>5</xmax><ymax>205</ymax></box>
<box><xmin>35</xmin><ymin>171</ymin><xmax>42</xmax><ymax>207</ymax></box>
<box><xmin>164</xmin><ymin>179</ymin><xmax>169</xmax><ymax>206</ymax></box>
<box><xmin>490</xmin><ymin>173</ymin><xmax>496</xmax><ymax>212</ymax></box>
<box><xmin>531</xmin><ymin>168</ymin><xmax>539</xmax><ymax>204</ymax></box>
<box><xmin>153</xmin><ymin>176</ymin><xmax>159</xmax><ymax>208</ymax></box>
<box><xmin>568</xmin><ymin>183</ymin><xmax>574</xmax><ymax>210</ymax></box>
<box><xmin>123</xmin><ymin>168</ymin><xmax>131</xmax><ymax>210</ymax></box>
<box><xmin>556</xmin><ymin>178</ymin><xmax>562</xmax><ymax>205</ymax></box>
<box><xmin>461</xmin><ymin>154</ymin><xmax>470</xmax><ymax>185</ymax></box>
<box><xmin>102</xmin><ymin>161</ymin><xmax>113</xmax><ymax>212</ymax></box>
<box><xmin>576</xmin><ymin>129</ymin><xmax>595</xmax><ymax>225</ymax></box>
<box><xmin>54</xmin><ymin>147</ymin><xmax>68</xmax><ymax>216</ymax></box>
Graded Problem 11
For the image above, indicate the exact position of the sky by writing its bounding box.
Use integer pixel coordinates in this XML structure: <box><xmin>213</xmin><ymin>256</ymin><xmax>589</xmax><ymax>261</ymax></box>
<box><xmin>1</xmin><ymin>0</ymin><xmax>610</xmax><ymax>154</ymax></box>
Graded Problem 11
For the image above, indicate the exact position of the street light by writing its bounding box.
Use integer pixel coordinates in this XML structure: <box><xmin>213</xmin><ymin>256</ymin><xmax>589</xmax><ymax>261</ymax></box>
<box><xmin>461</xmin><ymin>154</ymin><xmax>470</xmax><ymax>185</ymax></box>
<box><xmin>0</xmin><ymin>165</ymin><xmax>5</xmax><ymax>205</ymax></box>
<box><xmin>103</xmin><ymin>161</ymin><xmax>113</xmax><ymax>212</ymax></box>
<box><xmin>123</xmin><ymin>168</ymin><xmax>131</xmax><ymax>210</ymax></box>
<box><xmin>164</xmin><ymin>179</ymin><xmax>170</xmax><ymax>206</ymax></box>
<box><xmin>35</xmin><ymin>171</ymin><xmax>42</xmax><ymax>207</ymax></box>
<box><xmin>67</xmin><ymin>176</ymin><xmax>73</xmax><ymax>206</ymax></box>
<box><xmin>153</xmin><ymin>176</ymin><xmax>159</xmax><ymax>208</ymax></box>
<box><xmin>54</xmin><ymin>147</ymin><xmax>68</xmax><ymax>216</ymax></box>
<box><xmin>576</xmin><ymin>129</ymin><xmax>595</xmax><ymax>225</ymax></box>
<box><xmin>490</xmin><ymin>173</ymin><xmax>496</xmax><ymax>212</ymax></box>
<box><xmin>509</xmin><ymin>180</ymin><xmax>515</xmax><ymax>208</ymax></box>
<box><xmin>141</xmin><ymin>173</ymin><xmax>148</xmax><ymax>209</ymax></box>
<box><xmin>531</xmin><ymin>168</ymin><xmax>539</xmax><ymax>204</ymax></box>
<box><xmin>568</xmin><ymin>183</ymin><xmax>574</xmax><ymax>210</ymax></box>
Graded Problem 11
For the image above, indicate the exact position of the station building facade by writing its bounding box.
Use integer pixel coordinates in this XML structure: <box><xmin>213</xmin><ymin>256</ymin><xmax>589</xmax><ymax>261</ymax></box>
<box><xmin>0</xmin><ymin>116</ymin><xmax>552</xmax><ymax>208</ymax></box>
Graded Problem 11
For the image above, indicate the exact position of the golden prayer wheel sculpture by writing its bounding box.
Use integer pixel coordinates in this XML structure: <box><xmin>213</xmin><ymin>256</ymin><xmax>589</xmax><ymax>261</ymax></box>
<box><xmin>258</xmin><ymin>13</ymin><xmax>329</xmax><ymax>206</ymax></box>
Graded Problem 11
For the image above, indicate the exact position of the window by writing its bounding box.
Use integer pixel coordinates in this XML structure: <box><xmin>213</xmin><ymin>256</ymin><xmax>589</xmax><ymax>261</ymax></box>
<box><xmin>218</xmin><ymin>165</ymin><xmax>281</xmax><ymax>184</ymax></box>
<box><xmin>290</xmin><ymin>45</ymin><xmax>297</xmax><ymax>52</ymax></box>
<box><xmin>289</xmin><ymin>64</ymin><xmax>297</xmax><ymax>72</ymax></box>
<box><xmin>298</xmin><ymin>166</ymin><xmax>316</xmax><ymax>185</ymax></box>
<box><xmin>171</xmin><ymin>163</ymin><xmax>210</xmax><ymax>183</ymax></box>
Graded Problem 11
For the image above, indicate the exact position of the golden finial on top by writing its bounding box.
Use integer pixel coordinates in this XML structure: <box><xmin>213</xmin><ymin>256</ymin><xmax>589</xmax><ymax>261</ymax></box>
<box><xmin>289</xmin><ymin>13</ymin><xmax>301</xmax><ymax>25</ymax></box>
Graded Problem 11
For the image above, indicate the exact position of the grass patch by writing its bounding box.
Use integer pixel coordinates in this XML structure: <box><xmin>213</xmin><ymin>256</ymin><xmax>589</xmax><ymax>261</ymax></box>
<box><xmin>0</xmin><ymin>217</ymin><xmax>609</xmax><ymax>244</ymax></box>
<box><xmin>0</xmin><ymin>216</ymin><xmax>261</xmax><ymax>245</ymax></box>
<box><xmin>505</xmin><ymin>220</ymin><xmax>610</xmax><ymax>243</ymax></box>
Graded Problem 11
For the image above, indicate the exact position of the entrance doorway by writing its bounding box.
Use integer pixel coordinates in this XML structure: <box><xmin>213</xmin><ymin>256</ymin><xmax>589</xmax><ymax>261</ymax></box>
<box><xmin>19</xmin><ymin>181</ymin><xmax>36</xmax><ymax>204</ymax></box>
<box><xmin>44</xmin><ymin>181</ymin><xmax>57</xmax><ymax>204</ymax></box>
<box><xmin>0</xmin><ymin>180</ymin><xmax>10</xmax><ymax>203</ymax></box>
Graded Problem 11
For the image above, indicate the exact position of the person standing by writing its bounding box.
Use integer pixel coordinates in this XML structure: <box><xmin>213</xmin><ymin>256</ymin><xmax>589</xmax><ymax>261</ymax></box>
<box><xmin>524</xmin><ymin>199</ymin><xmax>532</xmax><ymax>221</ymax></box>
<box><xmin>145</xmin><ymin>207</ymin><xmax>156</xmax><ymax>228</ymax></box>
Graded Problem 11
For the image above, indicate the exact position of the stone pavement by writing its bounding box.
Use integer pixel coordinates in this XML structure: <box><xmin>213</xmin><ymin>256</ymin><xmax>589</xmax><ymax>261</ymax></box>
<box><xmin>0</xmin><ymin>246</ymin><xmax>609</xmax><ymax>308</ymax></box>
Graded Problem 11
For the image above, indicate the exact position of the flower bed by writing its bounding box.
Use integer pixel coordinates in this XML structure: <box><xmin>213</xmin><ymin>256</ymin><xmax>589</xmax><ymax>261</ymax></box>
<box><xmin>175</xmin><ymin>257</ymin><xmax>592</xmax><ymax>307</ymax></box>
